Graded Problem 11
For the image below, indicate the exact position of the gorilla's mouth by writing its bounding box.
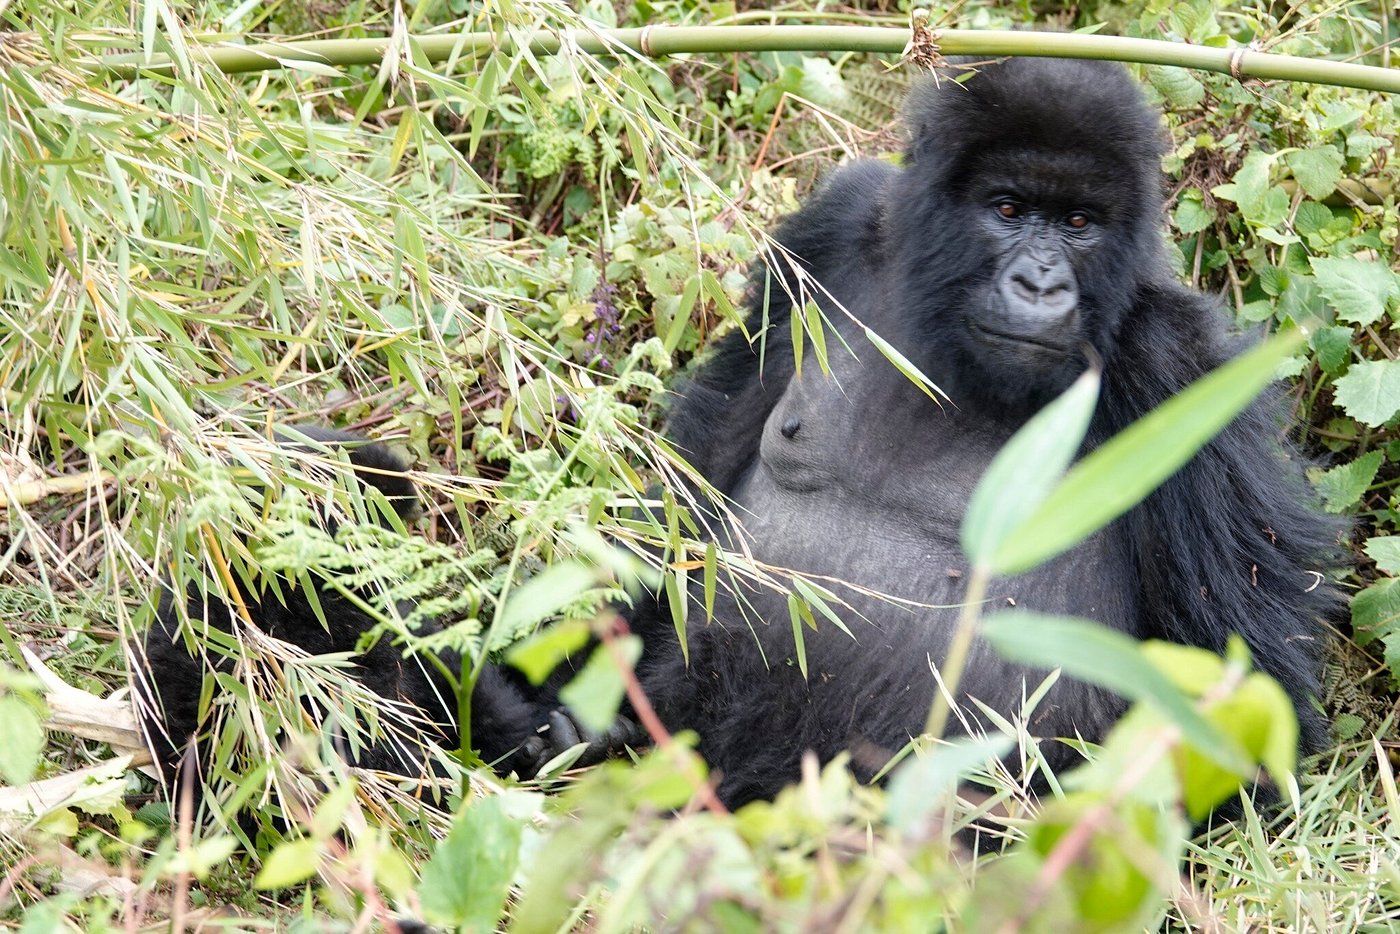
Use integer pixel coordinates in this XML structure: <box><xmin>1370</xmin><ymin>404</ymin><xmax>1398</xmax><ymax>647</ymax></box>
<box><xmin>969</xmin><ymin>321</ymin><xmax>1073</xmax><ymax>355</ymax></box>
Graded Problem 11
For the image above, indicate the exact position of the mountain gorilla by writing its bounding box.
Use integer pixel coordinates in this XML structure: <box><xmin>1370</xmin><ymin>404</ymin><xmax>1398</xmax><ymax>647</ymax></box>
<box><xmin>620</xmin><ymin>56</ymin><xmax>1336</xmax><ymax>806</ymax></box>
<box><xmin>135</xmin><ymin>57</ymin><xmax>1334</xmax><ymax>815</ymax></box>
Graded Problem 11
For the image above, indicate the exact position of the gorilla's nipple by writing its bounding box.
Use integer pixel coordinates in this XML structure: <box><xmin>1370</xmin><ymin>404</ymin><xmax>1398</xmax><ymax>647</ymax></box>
<box><xmin>780</xmin><ymin>417</ymin><xmax>801</xmax><ymax>440</ymax></box>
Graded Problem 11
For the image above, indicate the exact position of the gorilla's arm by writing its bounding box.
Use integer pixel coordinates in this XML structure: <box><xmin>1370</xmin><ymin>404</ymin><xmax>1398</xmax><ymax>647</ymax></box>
<box><xmin>1105</xmin><ymin>284</ymin><xmax>1340</xmax><ymax>750</ymax></box>
<box><xmin>666</xmin><ymin>160</ymin><xmax>898</xmax><ymax>493</ymax></box>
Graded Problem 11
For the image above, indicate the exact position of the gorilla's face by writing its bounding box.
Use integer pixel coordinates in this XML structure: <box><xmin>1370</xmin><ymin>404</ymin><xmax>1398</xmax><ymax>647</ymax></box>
<box><xmin>889</xmin><ymin>58</ymin><xmax>1169</xmax><ymax>413</ymax></box>
<box><xmin>968</xmin><ymin>190</ymin><xmax>1096</xmax><ymax>365</ymax></box>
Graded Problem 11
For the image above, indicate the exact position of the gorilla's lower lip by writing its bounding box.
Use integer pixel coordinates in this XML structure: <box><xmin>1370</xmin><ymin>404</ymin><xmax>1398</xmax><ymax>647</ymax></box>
<box><xmin>969</xmin><ymin>321</ymin><xmax>1072</xmax><ymax>354</ymax></box>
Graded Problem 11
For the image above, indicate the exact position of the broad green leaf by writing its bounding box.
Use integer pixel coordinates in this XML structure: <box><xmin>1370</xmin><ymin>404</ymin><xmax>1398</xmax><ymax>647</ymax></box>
<box><xmin>1310</xmin><ymin>325</ymin><xmax>1353</xmax><ymax>375</ymax></box>
<box><xmin>254</xmin><ymin>838</ymin><xmax>323</xmax><ymax>890</ymax></box>
<box><xmin>420</xmin><ymin>797</ymin><xmax>523</xmax><ymax>929</ymax></box>
<box><xmin>496</xmin><ymin>562</ymin><xmax>597</xmax><ymax>637</ymax></box>
<box><xmin>1310</xmin><ymin>450</ymin><xmax>1382</xmax><ymax>513</ymax></box>
<box><xmin>982</xmin><ymin>613</ymin><xmax>1249</xmax><ymax>774</ymax></box>
<box><xmin>1148</xmin><ymin>66</ymin><xmax>1205</xmax><ymax>107</ymax></box>
<box><xmin>0</xmin><ymin>696</ymin><xmax>44</xmax><ymax>785</ymax></box>
<box><xmin>558</xmin><ymin>636</ymin><xmax>642</xmax><ymax>734</ymax></box>
<box><xmin>1310</xmin><ymin>256</ymin><xmax>1400</xmax><ymax>327</ymax></box>
<box><xmin>505</xmin><ymin>619</ymin><xmax>592</xmax><ymax>686</ymax></box>
<box><xmin>1172</xmin><ymin>196</ymin><xmax>1213</xmax><ymax>235</ymax></box>
<box><xmin>1021</xmin><ymin>796</ymin><xmax>1182</xmax><ymax>931</ymax></box>
<box><xmin>963</xmin><ymin>368</ymin><xmax>1100</xmax><ymax>568</ymax></box>
<box><xmin>1293</xmin><ymin>200</ymin><xmax>1334</xmax><ymax>238</ymax></box>
<box><xmin>1352</xmin><ymin>577</ymin><xmax>1400</xmax><ymax>647</ymax></box>
<box><xmin>798</xmin><ymin>56</ymin><xmax>850</xmax><ymax>109</ymax></box>
<box><xmin>1332</xmin><ymin>359</ymin><xmax>1400</xmax><ymax>427</ymax></box>
<box><xmin>989</xmin><ymin>332</ymin><xmax>1300</xmax><ymax>576</ymax></box>
<box><xmin>1365</xmin><ymin>537</ymin><xmax>1400</xmax><ymax>575</ymax></box>
<box><xmin>1285</xmin><ymin>146</ymin><xmax>1344</xmax><ymax>200</ymax></box>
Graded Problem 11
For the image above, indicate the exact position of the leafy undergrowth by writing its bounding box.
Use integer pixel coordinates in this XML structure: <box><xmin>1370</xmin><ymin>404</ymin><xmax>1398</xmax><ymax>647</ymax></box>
<box><xmin>2</xmin><ymin>0</ymin><xmax>1400</xmax><ymax>930</ymax></box>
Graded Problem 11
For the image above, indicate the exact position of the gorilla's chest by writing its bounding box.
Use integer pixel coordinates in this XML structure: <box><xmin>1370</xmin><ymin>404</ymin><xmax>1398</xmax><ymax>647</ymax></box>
<box><xmin>740</xmin><ymin>349</ymin><xmax>1008</xmax><ymax>544</ymax></box>
<box><xmin>729</xmin><ymin>347</ymin><xmax>1132</xmax><ymax>620</ymax></box>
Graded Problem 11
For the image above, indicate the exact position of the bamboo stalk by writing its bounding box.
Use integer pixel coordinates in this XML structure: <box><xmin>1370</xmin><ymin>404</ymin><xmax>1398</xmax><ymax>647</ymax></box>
<box><xmin>94</xmin><ymin>26</ymin><xmax>1400</xmax><ymax>94</ymax></box>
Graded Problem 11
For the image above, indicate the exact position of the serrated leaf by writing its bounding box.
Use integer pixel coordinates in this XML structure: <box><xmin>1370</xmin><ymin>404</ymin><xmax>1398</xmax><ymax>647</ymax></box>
<box><xmin>1365</xmin><ymin>537</ymin><xmax>1400</xmax><ymax>574</ymax></box>
<box><xmin>1311</xmin><ymin>256</ymin><xmax>1400</xmax><ymax>327</ymax></box>
<box><xmin>1214</xmin><ymin>151</ymin><xmax>1271</xmax><ymax>217</ymax></box>
<box><xmin>1173</xmin><ymin>196</ymin><xmax>1213</xmax><ymax>235</ymax></box>
<box><xmin>963</xmin><ymin>368</ymin><xmax>1100</xmax><ymax>568</ymax></box>
<box><xmin>1332</xmin><ymin>359</ymin><xmax>1400</xmax><ymax>427</ymax></box>
<box><xmin>1352</xmin><ymin>577</ymin><xmax>1400</xmax><ymax>647</ymax></box>
<box><xmin>1310</xmin><ymin>325</ymin><xmax>1353</xmax><ymax>375</ymax></box>
<box><xmin>990</xmin><ymin>332</ymin><xmax>1299</xmax><ymax>575</ymax></box>
<box><xmin>1293</xmin><ymin>201</ymin><xmax>1334</xmax><ymax>238</ymax></box>
<box><xmin>1286</xmin><ymin>146</ymin><xmax>1344</xmax><ymax>200</ymax></box>
<box><xmin>1148</xmin><ymin>66</ymin><xmax>1205</xmax><ymax>107</ymax></box>
<box><xmin>420</xmin><ymin>797</ymin><xmax>523</xmax><ymax>929</ymax></box>
<box><xmin>1311</xmin><ymin>450</ymin><xmax>1382</xmax><ymax>513</ymax></box>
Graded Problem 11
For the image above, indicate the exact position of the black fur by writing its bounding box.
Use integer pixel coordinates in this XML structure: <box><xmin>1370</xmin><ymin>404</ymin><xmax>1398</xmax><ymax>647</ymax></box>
<box><xmin>134</xmin><ymin>427</ymin><xmax>550</xmax><ymax>815</ymax></box>
<box><xmin>633</xmin><ymin>58</ymin><xmax>1337</xmax><ymax>806</ymax></box>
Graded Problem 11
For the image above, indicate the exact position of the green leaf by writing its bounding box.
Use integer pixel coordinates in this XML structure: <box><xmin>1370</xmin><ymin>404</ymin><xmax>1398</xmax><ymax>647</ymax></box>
<box><xmin>863</xmin><ymin>327</ymin><xmax>948</xmax><ymax>403</ymax></box>
<box><xmin>420</xmin><ymin>796</ymin><xmax>523</xmax><ymax>929</ymax></box>
<box><xmin>982</xmin><ymin>614</ymin><xmax>1249</xmax><ymax>774</ymax></box>
<box><xmin>1147</xmin><ymin>66</ymin><xmax>1205</xmax><ymax>107</ymax></box>
<box><xmin>0</xmin><ymin>696</ymin><xmax>44</xmax><ymax>785</ymax></box>
<box><xmin>798</xmin><ymin>56</ymin><xmax>850</xmax><ymax>110</ymax></box>
<box><xmin>1310</xmin><ymin>256</ymin><xmax>1400</xmax><ymax>327</ymax></box>
<box><xmin>254</xmin><ymin>838</ymin><xmax>322</xmax><ymax>890</ymax></box>
<box><xmin>1172</xmin><ymin>196</ymin><xmax>1213</xmax><ymax>235</ymax></box>
<box><xmin>1293</xmin><ymin>201</ymin><xmax>1334</xmax><ymax>238</ymax></box>
<box><xmin>558</xmin><ymin>636</ymin><xmax>642</xmax><ymax>735</ymax></box>
<box><xmin>496</xmin><ymin>562</ymin><xmax>597</xmax><ymax>637</ymax></box>
<box><xmin>505</xmin><ymin>619</ymin><xmax>593</xmax><ymax>686</ymax></box>
<box><xmin>989</xmin><ymin>332</ymin><xmax>1300</xmax><ymax>576</ymax></box>
<box><xmin>1285</xmin><ymin>146</ymin><xmax>1344</xmax><ymax>200</ymax></box>
<box><xmin>962</xmin><ymin>368</ymin><xmax>1100</xmax><ymax>568</ymax></box>
<box><xmin>1311</xmin><ymin>450</ymin><xmax>1382</xmax><ymax>513</ymax></box>
<box><xmin>1366</xmin><ymin>537</ymin><xmax>1400</xmax><ymax>575</ymax></box>
<box><xmin>1332</xmin><ymin>359</ymin><xmax>1400</xmax><ymax>427</ymax></box>
<box><xmin>1352</xmin><ymin>577</ymin><xmax>1400</xmax><ymax>647</ymax></box>
<box><xmin>1310</xmin><ymin>325</ymin><xmax>1353</xmax><ymax>375</ymax></box>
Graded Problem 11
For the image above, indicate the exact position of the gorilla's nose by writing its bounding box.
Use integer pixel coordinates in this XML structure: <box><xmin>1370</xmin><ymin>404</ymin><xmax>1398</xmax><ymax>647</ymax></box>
<box><xmin>998</xmin><ymin>252</ymin><xmax>1078</xmax><ymax>333</ymax></box>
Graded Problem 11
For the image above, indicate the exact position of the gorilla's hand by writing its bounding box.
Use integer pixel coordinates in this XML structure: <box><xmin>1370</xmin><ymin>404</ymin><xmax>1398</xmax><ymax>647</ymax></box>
<box><xmin>521</xmin><ymin>709</ymin><xmax>645</xmax><ymax>773</ymax></box>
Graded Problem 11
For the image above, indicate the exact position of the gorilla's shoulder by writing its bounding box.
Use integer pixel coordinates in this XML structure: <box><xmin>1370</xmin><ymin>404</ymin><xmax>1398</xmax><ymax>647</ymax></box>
<box><xmin>768</xmin><ymin>159</ymin><xmax>897</xmax><ymax>277</ymax></box>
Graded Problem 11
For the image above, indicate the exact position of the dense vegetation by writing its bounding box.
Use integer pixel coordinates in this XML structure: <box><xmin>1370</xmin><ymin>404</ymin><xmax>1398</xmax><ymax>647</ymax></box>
<box><xmin>2</xmin><ymin>0</ymin><xmax>1399</xmax><ymax>929</ymax></box>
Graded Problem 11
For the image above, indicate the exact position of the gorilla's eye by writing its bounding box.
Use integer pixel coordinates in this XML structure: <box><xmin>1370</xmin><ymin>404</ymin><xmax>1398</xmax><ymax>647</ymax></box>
<box><xmin>995</xmin><ymin>201</ymin><xmax>1021</xmax><ymax>220</ymax></box>
<box><xmin>1066</xmin><ymin>211</ymin><xmax>1091</xmax><ymax>229</ymax></box>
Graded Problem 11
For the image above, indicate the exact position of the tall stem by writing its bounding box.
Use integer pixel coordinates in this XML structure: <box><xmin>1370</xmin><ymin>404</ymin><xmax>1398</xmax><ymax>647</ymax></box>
<box><xmin>94</xmin><ymin>27</ymin><xmax>1400</xmax><ymax>94</ymax></box>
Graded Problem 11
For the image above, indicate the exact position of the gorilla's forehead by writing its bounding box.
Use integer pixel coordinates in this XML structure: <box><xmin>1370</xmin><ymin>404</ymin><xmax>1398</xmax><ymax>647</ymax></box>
<box><xmin>967</xmin><ymin>145</ymin><xmax>1146</xmax><ymax>212</ymax></box>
